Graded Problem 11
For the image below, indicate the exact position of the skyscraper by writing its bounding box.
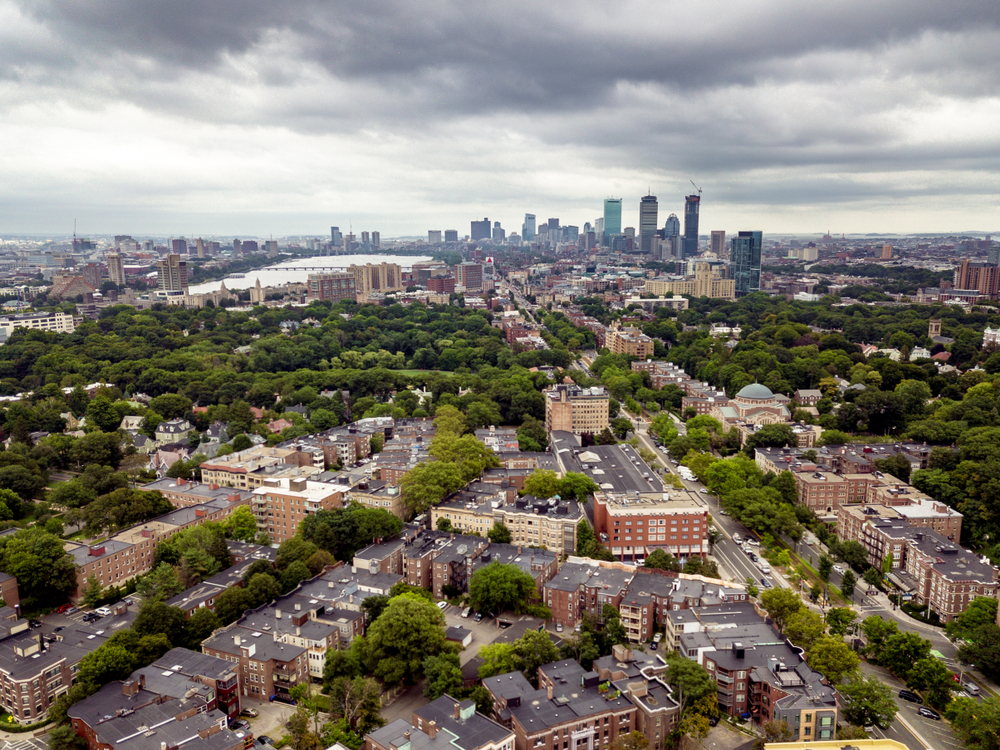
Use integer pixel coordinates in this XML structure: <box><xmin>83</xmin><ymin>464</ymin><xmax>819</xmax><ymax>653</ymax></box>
<box><xmin>522</xmin><ymin>214</ymin><xmax>536</xmax><ymax>240</ymax></box>
<box><xmin>603</xmin><ymin>198</ymin><xmax>622</xmax><ymax>245</ymax></box>
<box><xmin>330</xmin><ymin>226</ymin><xmax>342</xmax><ymax>246</ymax></box>
<box><xmin>471</xmin><ymin>218</ymin><xmax>491</xmax><ymax>241</ymax></box>
<box><xmin>107</xmin><ymin>252</ymin><xmax>126</xmax><ymax>286</ymax></box>
<box><xmin>664</xmin><ymin>213</ymin><xmax>680</xmax><ymax>238</ymax></box>
<box><xmin>710</xmin><ymin>230</ymin><xmax>726</xmax><ymax>258</ymax></box>
<box><xmin>683</xmin><ymin>195</ymin><xmax>700</xmax><ymax>258</ymax></box>
<box><xmin>639</xmin><ymin>194</ymin><xmax>658</xmax><ymax>254</ymax></box>
<box><xmin>731</xmin><ymin>231</ymin><xmax>762</xmax><ymax>297</ymax></box>
<box><xmin>492</xmin><ymin>221</ymin><xmax>505</xmax><ymax>241</ymax></box>
<box><xmin>428</xmin><ymin>230</ymin><xmax>442</xmax><ymax>244</ymax></box>
<box><xmin>157</xmin><ymin>254</ymin><xmax>188</xmax><ymax>292</ymax></box>
<box><xmin>444</xmin><ymin>230</ymin><xmax>458</xmax><ymax>242</ymax></box>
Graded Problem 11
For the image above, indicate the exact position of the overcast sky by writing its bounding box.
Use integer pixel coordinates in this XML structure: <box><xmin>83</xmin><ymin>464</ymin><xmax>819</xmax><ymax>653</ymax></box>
<box><xmin>2</xmin><ymin>0</ymin><xmax>999</xmax><ymax>238</ymax></box>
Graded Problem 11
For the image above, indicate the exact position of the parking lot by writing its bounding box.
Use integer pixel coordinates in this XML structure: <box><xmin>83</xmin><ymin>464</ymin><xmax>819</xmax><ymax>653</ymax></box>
<box><xmin>439</xmin><ymin>604</ymin><xmax>505</xmax><ymax>664</ymax></box>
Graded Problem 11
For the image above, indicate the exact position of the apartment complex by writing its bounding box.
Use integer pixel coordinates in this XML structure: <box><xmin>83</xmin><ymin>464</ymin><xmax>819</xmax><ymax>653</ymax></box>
<box><xmin>350</xmin><ymin>262</ymin><xmax>403</xmax><ymax>295</ymax></box>
<box><xmin>0</xmin><ymin>311</ymin><xmax>76</xmax><ymax>339</ymax></box>
<box><xmin>543</xmin><ymin>383</ymin><xmax>610</xmax><ymax>435</ymax></box>
<box><xmin>139</xmin><ymin>477</ymin><xmax>254</xmax><ymax>509</ymax></box>
<box><xmin>644</xmin><ymin>263</ymin><xmax>736</xmax><ymax>300</ymax></box>
<box><xmin>157</xmin><ymin>253</ymin><xmax>188</xmax><ymax>291</ymax></box>
<box><xmin>455</xmin><ymin>263</ymin><xmax>484</xmax><ymax>291</ymax></box>
<box><xmin>251</xmin><ymin>477</ymin><xmax>345</xmax><ymax>544</ymax></box>
<box><xmin>605</xmin><ymin>322</ymin><xmax>654</xmax><ymax>358</ymax></box>
<box><xmin>199</xmin><ymin>445</ymin><xmax>325</xmax><ymax>490</ymax></box>
<box><xmin>307</xmin><ymin>272</ymin><xmax>357</xmax><ymax>302</ymax></box>
<box><xmin>677</xmin><ymin>603</ymin><xmax>838</xmax><ymax>739</ymax></box>
<box><xmin>107</xmin><ymin>252</ymin><xmax>126</xmax><ymax>286</ymax></box>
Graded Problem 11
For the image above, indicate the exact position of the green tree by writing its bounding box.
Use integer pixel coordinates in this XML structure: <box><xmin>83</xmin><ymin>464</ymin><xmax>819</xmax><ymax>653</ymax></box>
<box><xmin>224</xmin><ymin>506</ymin><xmax>258</xmax><ymax>542</ymax></box>
<box><xmin>784</xmin><ymin>609</ymin><xmax>826</xmax><ymax>650</ymax></box>
<box><xmin>806</xmin><ymin>636</ymin><xmax>860</xmax><ymax>684</ymax></box>
<box><xmin>477</xmin><ymin>642</ymin><xmax>521</xmax><ymax>679</ymax></box>
<box><xmin>0</xmin><ymin>527</ymin><xmax>77</xmax><ymax>606</ymax></box>
<box><xmin>818</xmin><ymin>554</ymin><xmax>833</xmax><ymax>582</ymax></box>
<box><xmin>664</xmin><ymin>654</ymin><xmax>717</xmax><ymax>709</ymax></box>
<box><xmin>946</xmin><ymin>696</ymin><xmax>1000</xmax><ymax>750</ymax></box>
<box><xmin>645</xmin><ymin>548</ymin><xmax>681</xmax><ymax>572</ymax></box>
<box><xmin>231</xmin><ymin>433</ymin><xmax>253</xmax><ymax>452</ymax></box>
<box><xmin>760</xmin><ymin>587</ymin><xmax>803</xmax><ymax>633</ymax></box>
<box><xmin>841</xmin><ymin>569</ymin><xmax>857</xmax><ymax>598</ymax></box>
<box><xmin>612</xmin><ymin>731</ymin><xmax>649</xmax><ymax>750</ymax></box>
<box><xmin>906</xmin><ymin>657</ymin><xmax>955</xmax><ymax>710</ymax></box>
<box><xmin>522</xmin><ymin>470</ymin><xmax>561</xmax><ymax>499</ymax></box>
<box><xmin>326</xmin><ymin>676</ymin><xmax>384</xmax><ymax>735</ymax></box>
<box><xmin>468</xmin><ymin>563</ymin><xmax>536</xmax><ymax>615</ymax></box>
<box><xmin>487</xmin><ymin>522</ymin><xmax>512</xmax><ymax>544</ymax></box>
<box><xmin>363</xmin><ymin>595</ymin><xmax>456</xmax><ymax>687</ymax></box>
<box><xmin>81</xmin><ymin>574</ymin><xmax>104</xmax><ymax>608</ymax></box>
<box><xmin>559</xmin><ymin>472</ymin><xmax>599</xmax><ymax>503</ymax></box>
<box><xmin>400</xmin><ymin>461</ymin><xmax>465</xmax><ymax>515</ymax></box>
<box><xmin>947</xmin><ymin>597</ymin><xmax>998</xmax><ymax>641</ymax></box>
<box><xmin>825</xmin><ymin>608</ymin><xmax>857</xmax><ymax>637</ymax></box>
<box><xmin>513</xmin><ymin>630</ymin><xmax>561</xmax><ymax>687</ymax></box>
<box><xmin>422</xmin><ymin>653</ymin><xmax>463</xmax><ymax>699</ymax></box>
<box><xmin>839</xmin><ymin>675</ymin><xmax>899</xmax><ymax>729</ymax></box>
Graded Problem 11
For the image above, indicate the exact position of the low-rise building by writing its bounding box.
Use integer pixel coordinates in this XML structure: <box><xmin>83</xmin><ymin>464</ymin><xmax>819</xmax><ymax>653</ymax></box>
<box><xmin>366</xmin><ymin>695</ymin><xmax>514</xmax><ymax>750</ymax></box>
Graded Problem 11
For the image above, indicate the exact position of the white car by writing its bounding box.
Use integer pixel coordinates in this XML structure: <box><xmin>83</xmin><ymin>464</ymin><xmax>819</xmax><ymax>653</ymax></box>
<box><xmin>95</xmin><ymin>607</ymin><xmax>112</xmax><ymax>617</ymax></box>
<box><xmin>733</xmin><ymin>534</ymin><xmax>742</xmax><ymax>544</ymax></box>
<box><xmin>436</xmin><ymin>601</ymin><xmax>447</xmax><ymax>610</ymax></box>
<box><xmin>832</xmin><ymin>564</ymin><xmax>846</xmax><ymax>575</ymax></box>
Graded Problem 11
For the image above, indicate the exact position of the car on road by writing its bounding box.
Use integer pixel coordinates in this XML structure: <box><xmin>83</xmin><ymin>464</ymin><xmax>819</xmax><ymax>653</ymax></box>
<box><xmin>759</xmin><ymin>562</ymin><xmax>771</xmax><ymax>574</ymax></box>
<box><xmin>832</xmin><ymin>564</ymin><xmax>845</xmax><ymax>575</ymax></box>
<box><xmin>649</xmin><ymin>639</ymin><xmax>657</xmax><ymax>650</ymax></box>
<box><xmin>964</xmin><ymin>682</ymin><xmax>981</xmax><ymax>696</ymax></box>
<box><xmin>240</xmin><ymin>708</ymin><xmax>259</xmax><ymax>718</ymax></box>
<box><xmin>898</xmin><ymin>689</ymin><xmax>922</xmax><ymax>703</ymax></box>
<box><xmin>917</xmin><ymin>707</ymin><xmax>941</xmax><ymax>720</ymax></box>
<box><xmin>749</xmin><ymin>552</ymin><xmax>758</xmax><ymax>562</ymax></box>
<box><xmin>96</xmin><ymin>607</ymin><xmax>112</xmax><ymax>617</ymax></box>
<box><xmin>732</xmin><ymin>534</ymin><xmax>742</xmax><ymax>544</ymax></box>
<box><xmin>436</xmin><ymin>601</ymin><xmax>447</xmax><ymax>610</ymax></box>
<box><xmin>718</xmin><ymin>510</ymin><xmax>729</xmax><ymax>516</ymax></box>
<box><xmin>28</xmin><ymin>619</ymin><xmax>42</xmax><ymax>629</ymax></box>
<box><xmin>759</xmin><ymin>578</ymin><xmax>772</xmax><ymax>589</ymax></box>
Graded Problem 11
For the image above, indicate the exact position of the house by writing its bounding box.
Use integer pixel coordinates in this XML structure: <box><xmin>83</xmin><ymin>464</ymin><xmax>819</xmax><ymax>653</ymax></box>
<box><xmin>793</xmin><ymin>389</ymin><xmax>822</xmax><ymax>407</ymax></box>
<box><xmin>267</xmin><ymin>418</ymin><xmax>294</xmax><ymax>434</ymax></box>
<box><xmin>119</xmin><ymin>415</ymin><xmax>143</xmax><ymax>433</ymax></box>
<box><xmin>155</xmin><ymin>418</ymin><xmax>195</xmax><ymax>446</ymax></box>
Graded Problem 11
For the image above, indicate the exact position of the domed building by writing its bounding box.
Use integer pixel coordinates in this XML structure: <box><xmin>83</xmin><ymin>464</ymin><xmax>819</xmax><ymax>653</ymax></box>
<box><xmin>711</xmin><ymin>382</ymin><xmax>791</xmax><ymax>432</ymax></box>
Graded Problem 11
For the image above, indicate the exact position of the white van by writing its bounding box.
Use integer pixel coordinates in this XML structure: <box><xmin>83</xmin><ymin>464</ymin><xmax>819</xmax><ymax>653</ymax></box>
<box><xmin>733</xmin><ymin>534</ymin><xmax>742</xmax><ymax>544</ymax></box>
<box><xmin>965</xmin><ymin>682</ymin><xmax>981</xmax><ymax>696</ymax></box>
<box><xmin>759</xmin><ymin>562</ymin><xmax>771</xmax><ymax>575</ymax></box>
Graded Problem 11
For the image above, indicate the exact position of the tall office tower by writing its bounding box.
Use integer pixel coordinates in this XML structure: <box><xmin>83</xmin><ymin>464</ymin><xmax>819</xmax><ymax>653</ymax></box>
<box><xmin>603</xmin><ymin>198</ymin><xmax>622</xmax><ymax>245</ymax></box>
<box><xmin>372</xmin><ymin>231</ymin><xmax>380</xmax><ymax>249</ymax></box>
<box><xmin>493</xmin><ymin>221</ymin><xmax>505</xmax><ymax>241</ymax></box>
<box><xmin>522</xmin><ymin>214</ymin><xmax>536</xmax><ymax>240</ymax></box>
<box><xmin>361</xmin><ymin>231</ymin><xmax>370</xmax><ymax>248</ymax></box>
<box><xmin>107</xmin><ymin>253</ymin><xmax>126</xmax><ymax>286</ymax></box>
<box><xmin>266</xmin><ymin>240</ymin><xmax>278</xmax><ymax>257</ymax></box>
<box><xmin>157</xmin><ymin>254</ymin><xmax>188</xmax><ymax>291</ymax></box>
<box><xmin>233</xmin><ymin>239</ymin><xmax>242</xmax><ymax>254</ymax></box>
<box><xmin>171</xmin><ymin>238</ymin><xmax>187</xmax><ymax>256</ymax></box>
<box><xmin>143</xmin><ymin>240</ymin><xmax>154</xmax><ymax>253</ymax></box>
<box><xmin>639</xmin><ymin>194</ymin><xmax>658</xmax><ymax>254</ymax></box>
<box><xmin>664</xmin><ymin>213</ymin><xmax>680</xmax><ymax>238</ymax></box>
<box><xmin>429</xmin><ymin>230</ymin><xmax>442</xmax><ymax>244</ymax></box>
<box><xmin>207</xmin><ymin>241</ymin><xmax>221</xmax><ymax>255</ymax></box>
<box><xmin>455</xmin><ymin>262</ymin><xmax>484</xmax><ymax>291</ymax></box>
<box><xmin>243</xmin><ymin>240</ymin><xmax>259</xmax><ymax>254</ymax></box>
<box><xmin>882</xmin><ymin>244</ymin><xmax>893</xmax><ymax>260</ymax></box>
<box><xmin>988</xmin><ymin>244</ymin><xmax>1000</xmax><ymax>265</ymax></box>
<box><xmin>331</xmin><ymin>226</ymin><xmax>343</xmax><ymax>246</ymax></box>
<box><xmin>710</xmin><ymin>231</ymin><xmax>726</xmax><ymax>258</ymax></box>
<box><xmin>683</xmin><ymin>195</ymin><xmax>700</xmax><ymax>258</ymax></box>
<box><xmin>471</xmin><ymin>218</ymin><xmax>491</xmax><ymax>241</ymax></box>
<box><xmin>444</xmin><ymin>230</ymin><xmax>458</xmax><ymax>242</ymax></box>
<box><xmin>954</xmin><ymin>259</ymin><xmax>1000</xmax><ymax>296</ymax></box>
<box><xmin>731</xmin><ymin>231</ymin><xmax>762</xmax><ymax>297</ymax></box>
<box><xmin>583</xmin><ymin>222</ymin><xmax>592</xmax><ymax>233</ymax></box>
<box><xmin>196</xmin><ymin>238</ymin><xmax>206</xmax><ymax>258</ymax></box>
<box><xmin>595</xmin><ymin>218</ymin><xmax>605</xmax><ymax>238</ymax></box>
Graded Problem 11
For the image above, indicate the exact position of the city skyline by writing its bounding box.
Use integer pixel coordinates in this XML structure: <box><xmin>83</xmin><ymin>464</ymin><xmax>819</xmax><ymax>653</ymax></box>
<box><xmin>1</xmin><ymin>2</ymin><xmax>999</xmax><ymax>235</ymax></box>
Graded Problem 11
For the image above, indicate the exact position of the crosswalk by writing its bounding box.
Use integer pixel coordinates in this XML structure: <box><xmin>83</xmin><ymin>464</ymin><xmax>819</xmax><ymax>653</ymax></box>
<box><xmin>2</xmin><ymin>736</ymin><xmax>49</xmax><ymax>750</ymax></box>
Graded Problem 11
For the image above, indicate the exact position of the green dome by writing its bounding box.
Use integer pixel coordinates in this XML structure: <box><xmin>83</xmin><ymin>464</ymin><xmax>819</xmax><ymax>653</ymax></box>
<box><xmin>736</xmin><ymin>383</ymin><xmax>774</xmax><ymax>400</ymax></box>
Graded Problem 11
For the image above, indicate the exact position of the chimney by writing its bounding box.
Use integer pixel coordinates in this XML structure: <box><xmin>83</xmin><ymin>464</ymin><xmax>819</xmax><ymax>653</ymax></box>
<box><xmin>426</xmin><ymin>721</ymin><xmax>437</xmax><ymax>739</ymax></box>
<box><xmin>547</xmin><ymin>684</ymin><xmax>553</xmax><ymax>700</ymax></box>
<box><xmin>454</xmin><ymin>702</ymin><xmax>461</xmax><ymax>720</ymax></box>
<box><xmin>404</xmin><ymin>733</ymin><xmax>411</xmax><ymax>741</ymax></box>
<box><xmin>162</xmin><ymin>743</ymin><xmax>167</xmax><ymax>750</ymax></box>
<box><xmin>234</xmin><ymin>635</ymin><xmax>241</xmax><ymax>646</ymax></box>
<box><xmin>139</xmin><ymin>674</ymin><xmax>146</xmax><ymax>688</ymax></box>
<box><xmin>275</xmin><ymin>609</ymin><xmax>281</xmax><ymax>619</ymax></box>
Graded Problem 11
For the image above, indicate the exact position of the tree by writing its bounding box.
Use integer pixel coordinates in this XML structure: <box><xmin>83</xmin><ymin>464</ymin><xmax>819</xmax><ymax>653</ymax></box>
<box><xmin>469</xmin><ymin>563</ymin><xmax>536</xmax><ymax>615</ymax></box>
<box><xmin>487</xmin><ymin>522</ymin><xmax>512</xmax><ymax>544</ymax></box>
<box><xmin>841</xmin><ymin>569</ymin><xmax>857</xmax><ymax>598</ymax></box>
<box><xmin>326</xmin><ymin>675</ymin><xmax>384</xmax><ymax>735</ymax></box>
<box><xmin>818</xmin><ymin>554</ymin><xmax>833</xmax><ymax>582</ymax></box>
<box><xmin>645</xmin><ymin>548</ymin><xmax>681</xmax><ymax>572</ymax></box>
<box><xmin>423</xmin><ymin>653</ymin><xmax>463</xmax><ymax>699</ymax></box>
<box><xmin>477</xmin><ymin>642</ymin><xmax>521</xmax><ymax>679</ymax></box>
<box><xmin>133</xmin><ymin>600</ymin><xmax>191</xmax><ymax>646</ymax></box>
<box><xmin>400</xmin><ymin>460</ymin><xmax>465</xmax><ymax>514</ymax></box>
<box><xmin>864</xmin><ymin>567</ymin><xmax>882</xmax><ymax>589</ymax></box>
<box><xmin>757</xmin><ymin>721</ymin><xmax>794</xmax><ymax>748</ymax></box>
<box><xmin>946</xmin><ymin>696</ymin><xmax>1000</xmax><ymax>750</ymax></box>
<box><xmin>224</xmin><ymin>506</ymin><xmax>258</xmax><ymax>542</ymax></box>
<box><xmin>0</xmin><ymin>527</ymin><xmax>77</xmax><ymax>606</ymax></box>
<box><xmin>859</xmin><ymin>615</ymin><xmax>899</xmax><ymax>664</ymax></box>
<box><xmin>612</xmin><ymin>732</ymin><xmax>649</xmax><ymax>750</ymax></box>
<box><xmin>81</xmin><ymin>574</ymin><xmax>104</xmax><ymax>608</ymax></box>
<box><xmin>906</xmin><ymin>657</ymin><xmax>955</xmax><ymax>710</ymax></box>
<box><xmin>522</xmin><ymin>470</ymin><xmax>561</xmax><ymax>499</ymax></box>
<box><xmin>839</xmin><ymin>675</ymin><xmax>899</xmax><ymax>729</ymax></box>
<box><xmin>947</xmin><ymin>596</ymin><xmax>998</xmax><ymax>641</ymax></box>
<box><xmin>363</xmin><ymin>595</ymin><xmax>456</xmax><ymax>687</ymax></box>
<box><xmin>825</xmin><ymin>608</ymin><xmax>857</xmax><ymax>637</ymax></box>
<box><xmin>559</xmin><ymin>472</ymin><xmax>599</xmax><ymax>503</ymax></box>
<box><xmin>513</xmin><ymin>630</ymin><xmax>561</xmax><ymax>687</ymax></box>
<box><xmin>85</xmin><ymin>488</ymin><xmax>173</xmax><ymax>534</ymax></box>
<box><xmin>881</xmin><ymin>631</ymin><xmax>931</xmax><ymax>678</ymax></box>
<box><xmin>760</xmin><ymin>587</ymin><xmax>803</xmax><ymax>633</ymax></box>
<box><xmin>48</xmin><ymin>722</ymin><xmax>86</xmax><ymax>750</ymax></box>
<box><xmin>664</xmin><ymin>655</ymin><xmax>716</xmax><ymax>709</ymax></box>
<box><xmin>214</xmin><ymin>586</ymin><xmax>253</xmax><ymax>624</ymax></box>
<box><xmin>806</xmin><ymin>636</ymin><xmax>860</xmax><ymax>684</ymax></box>
<box><xmin>784</xmin><ymin>609</ymin><xmax>826</xmax><ymax>650</ymax></box>
<box><xmin>187</xmin><ymin>607</ymin><xmax>220</xmax><ymax>648</ymax></box>
<box><xmin>958</xmin><ymin>624</ymin><xmax>1000</xmax><ymax>682</ymax></box>
<box><xmin>231</xmin><ymin>433</ymin><xmax>253</xmax><ymax>452</ymax></box>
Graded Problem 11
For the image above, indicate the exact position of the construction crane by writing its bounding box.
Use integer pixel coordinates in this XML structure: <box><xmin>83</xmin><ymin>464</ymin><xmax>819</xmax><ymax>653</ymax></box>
<box><xmin>689</xmin><ymin>180</ymin><xmax>702</xmax><ymax>196</ymax></box>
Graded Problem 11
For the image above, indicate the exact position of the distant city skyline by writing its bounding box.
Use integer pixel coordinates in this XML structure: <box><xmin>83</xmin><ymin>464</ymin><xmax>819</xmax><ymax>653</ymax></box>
<box><xmin>1</xmin><ymin>3</ymin><xmax>998</xmax><ymax>235</ymax></box>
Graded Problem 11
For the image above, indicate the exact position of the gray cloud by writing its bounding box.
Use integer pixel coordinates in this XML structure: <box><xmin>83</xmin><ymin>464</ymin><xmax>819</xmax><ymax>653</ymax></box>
<box><xmin>1</xmin><ymin>0</ymin><xmax>999</xmax><ymax>234</ymax></box>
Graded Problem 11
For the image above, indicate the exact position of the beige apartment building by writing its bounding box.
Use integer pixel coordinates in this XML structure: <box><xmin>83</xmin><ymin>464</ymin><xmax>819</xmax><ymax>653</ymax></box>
<box><xmin>200</xmin><ymin>446</ymin><xmax>325</xmax><ymax>490</ymax></box>
<box><xmin>645</xmin><ymin>263</ymin><xmax>735</xmax><ymax>300</ymax></box>
<box><xmin>543</xmin><ymin>383</ymin><xmax>610</xmax><ymax>435</ymax></box>
<box><xmin>349</xmin><ymin>262</ymin><xmax>402</xmax><ymax>294</ymax></box>
<box><xmin>606</xmin><ymin>322</ymin><xmax>655</xmax><ymax>358</ymax></box>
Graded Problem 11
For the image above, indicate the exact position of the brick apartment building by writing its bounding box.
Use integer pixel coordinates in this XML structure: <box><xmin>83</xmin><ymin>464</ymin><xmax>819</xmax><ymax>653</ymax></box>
<box><xmin>543</xmin><ymin>384</ymin><xmax>610</xmax><ymax>435</ymax></box>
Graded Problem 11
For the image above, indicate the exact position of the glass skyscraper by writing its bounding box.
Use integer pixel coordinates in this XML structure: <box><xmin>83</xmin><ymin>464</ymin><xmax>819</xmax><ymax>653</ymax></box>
<box><xmin>639</xmin><ymin>194</ymin><xmax>658</xmax><ymax>254</ymax></box>
<box><xmin>603</xmin><ymin>198</ymin><xmax>622</xmax><ymax>246</ymax></box>
<box><xmin>522</xmin><ymin>213</ymin><xmax>536</xmax><ymax>240</ymax></box>
<box><xmin>683</xmin><ymin>195</ymin><xmax>700</xmax><ymax>258</ymax></box>
<box><xmin>664</xmin><ymin>213</ymin><xmax>680</xmax><ymax>238</ymax></box>
<box><xmin>731</xmin><ymin>230</ymin><xmax>762</xmax><ymax>297</ymax></box>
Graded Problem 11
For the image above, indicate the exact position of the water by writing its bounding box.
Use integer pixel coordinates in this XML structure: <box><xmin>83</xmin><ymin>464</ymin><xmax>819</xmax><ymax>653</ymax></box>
<box><xmin>187</xmin><ymin>254</ymin><xmax>434</xmax><ymax>293</ymax></box>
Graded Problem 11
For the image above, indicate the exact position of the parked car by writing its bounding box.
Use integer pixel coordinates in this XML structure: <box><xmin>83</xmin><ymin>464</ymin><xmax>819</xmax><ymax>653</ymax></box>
<box><xmin>917</xmin><ymin>707</ymin><xmax>941</xmax><ymax>720</ymax></box>
<box><xmin>229</xmin><ymin>720</ymin><xmax>251</xmax><ymax>732</ymax></box>
<box><xmin>461</xmin><ymin>607</ymin><xmax>471</xmax><ymax>618</ymax></box>
<box><xmin>649</xmin><ymin>639</ymin><xmax>658</xmax><ymax>650</ymax></box>
<box><xmin>436</xmin><ymin>601</ymin><xmax>447</xmax><ymax>610</ymax></box>
<box><xmin>240</xmin><ymin>708</ymin><xmax>259</xmax><ymax>718</ymax></box>
<box><xmin>257</xmin><ymin>738</ymin><xmax>274</xmax><ymax>747</ymax></box>
<box><xmin>28</xmin><ymin>619</ymin><xmax>42</xmax><ymax>629</ymax></box>
<box><xmin>124</xmin><ymin>598</ymin><xmax>134</xmax><ymax>606</ymax></box>
<box><xmin>653</xmin><ymin>633</ymin><xmax>663</xmax><ymax>643</ymax></box>
<box><xmin>53</xmin><ymin>626</ymin><xmax>65</xmax><ymax>633</ymax></box>
<box><xmin>55</xmin><ymin>603</ymin><xmax>73</xmax><ymax>614</ymax></box>
<box><xmin>82</xmin><ymin>612</ymin><xmax>101</xmax><ymax>623</ymax></box>
<box><xmin>96</xmin><ymin>607</ymin><xmax>112</xmax><ymax>617</ymax></box>
<box><xmin>732</xmin><ymin>534</ymin><xmax>742</xmax><ymax>544</ymax></box>
<box><xmin>898</xmin><ymin>690</ymin><xmax>922</xmax><ymax>704</ymax></box>
<box><xmin>474</xmin><ymin>612</ymin><xmax>484</xmax><ymax>622</ymax></box>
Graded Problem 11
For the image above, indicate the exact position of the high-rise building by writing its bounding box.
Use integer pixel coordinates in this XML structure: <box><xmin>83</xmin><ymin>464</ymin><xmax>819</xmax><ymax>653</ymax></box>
<box><xmin>683</xmin><ymin>195</ymin><xmax>700</xmax><ymax>258</ymax></box>
<box><xmin>471</xmin><ymin>218</ymin><xmax>491</xmax><ymax>241</ymax></box>
<box><xmin>196</xmin><ymin>238</ymin><xmax>205</xmax><ymax>258</ymax></box>
<box><xmin>107</xmin><ymin>253</ymin><xmax>126</xmax><ymax>286</ymax></box>
<box><xmin>233</xmin><ymin>239</ymin><xmax>242</xmax><ymax>254</ymax></box>
<box><xmin>544</xmin><ymin>383</ymin><xmax>610</xmax><ymax>436</ymax></box>
<box><xmin>444</xmin><ymin>230</ymin><xmax>458</xmax><ymax>242</ymax></box>
<box><xmin>522</xmin><ymin>214</ymin><xmax>536</xmax><ymax>240</ymax></box>
<box><xmin>731</xmin><ymin>231</ymin><xmax>762</xmax><ymax>297</ymax></box>
<box><xmin>492</xmin><ymin>221</ymin><xmax>505</xmax><ymax>241</ymax></box>
<box><xmin>349</xmin><ymin>262</ymin><xmax>403</xmax><ymax>295</ymax></box>
<box><xmin>266</xmin><ymin>240</ymin><xmax>278</xmax><ymax>257</ymax></box>
<box><xmin>710</xmin><ymin>230</ymin><xmax>726</xmax><ymax>257</ymax></box>
<box><xmin>603</xmin><ymin>198</ymin><xmax>622</xmax><ymax>245</ymax></box>
<box><xmin>157</xmin><ymin>254</ymin><xmax>188</xmax><ymax>292</ymax></box>
<box><xmin>954</xmin><ymin>259</ymin><xmax>1000</xmax><ymax>298</ymax></box>
<box><xmin>428</xmin><ymin>230</ymin><xmax>442</xmax><ymax>244</ymax></box>
<box><xmin>361</xmin><ymin>231</ymin><xmax>370</xmax><ymax>248</ymax></box>
<box><xmin>330</xmin><ymin>226</ymin><xmax>342</xmax><ymax>246</ymax></box>
<box><xmin>171</xmin><ymin>238</ymin><xmax>187</xmax><ymax>256</ymax></box>
<box><xmin>881</xmin><ymin>244</ymin><xmax>893</xmax><ymax>260</ymax></box>
<box><xmin>639</xmin><ymin>194</ymin><xmax>658</xmax><ymax>254</ymax></box>
<box><xmin>243</xmin><ymin>240</ymin><xmax>259</xmax><ymax>254</ymax></box>
<box><xmin>455</xmin><ymin>263</ymin><xmax>484</xmax><ymax>291</ymax></box>
<box><xmin>372</xmin><ymin>231</ymin><xmax>380</xmax><ymax>249</ymax></box>
<box><xmin>664</xmin><ymin>213</ymin><xmax>680</xmax><ymax>238</ymax></box>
